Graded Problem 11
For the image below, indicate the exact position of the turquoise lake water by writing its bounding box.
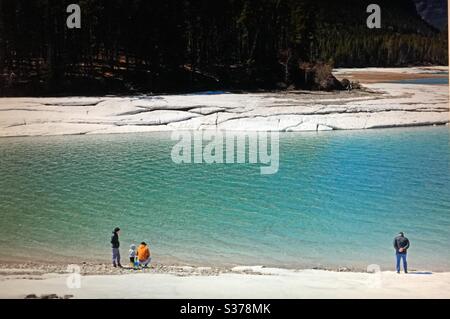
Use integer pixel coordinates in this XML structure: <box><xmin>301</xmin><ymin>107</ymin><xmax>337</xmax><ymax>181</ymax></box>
<box><xmin>0</xmin><ymin>127</ymin><xmax>449</xmax><ymax>271</ymax></box>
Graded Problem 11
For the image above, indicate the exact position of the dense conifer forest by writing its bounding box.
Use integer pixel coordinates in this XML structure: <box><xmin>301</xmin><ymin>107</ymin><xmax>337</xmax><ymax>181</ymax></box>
<box><xmin>0</xmin><ymin>0</ymin><xmax>447</xmax><ymax>95</ymax></box>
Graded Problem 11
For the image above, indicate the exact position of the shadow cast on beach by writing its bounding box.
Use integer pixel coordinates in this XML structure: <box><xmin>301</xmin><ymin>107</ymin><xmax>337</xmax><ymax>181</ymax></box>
<box><xmin>408</xmin><ymin>271</ymin><xmax>433</xmax><ymax>275</ymax></box>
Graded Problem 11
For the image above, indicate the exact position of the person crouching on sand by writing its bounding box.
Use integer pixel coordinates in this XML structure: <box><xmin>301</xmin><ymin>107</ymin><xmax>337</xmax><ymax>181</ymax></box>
<box><xmin>137</xmin><ymin>242</ymin><xmax>151</xmax><ymax>267</ymax></box>
<box><xmin>393</xmin><ymin>232</ymin><xmax>410</xmax><ymax>274</ymax></box>
<box><xmin>111</xmin><ymin>227</ymin><xmax>122</xmax><ymax>268</ymax></box>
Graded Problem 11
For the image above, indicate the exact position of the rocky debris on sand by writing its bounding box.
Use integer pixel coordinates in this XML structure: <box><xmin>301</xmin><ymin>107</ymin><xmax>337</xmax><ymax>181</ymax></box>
<box><xmin>25</xmin><ymin>294</ymin><xmax>74</xmax><ymax>299</ymax></box>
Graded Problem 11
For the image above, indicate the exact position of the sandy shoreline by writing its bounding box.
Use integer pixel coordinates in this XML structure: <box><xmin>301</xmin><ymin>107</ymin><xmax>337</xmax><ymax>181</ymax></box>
<box><xmin>0</xmin><ymin>260</ymin><xmax>374</xmax><ymax>278</ymax></box>
<box><xmin>334</xmin><ymin>66</ymin><xmax>449</xmax><ymax>83</ymax></box>
<box><xmin>0</xmin><ymin>67</ymin><xmax>448</xmax><ymax>137</ymax></box>
<box><xmin>1</xmin><ymin>262</ymin><xmax>449</xmax><ymax>299</ymax></box>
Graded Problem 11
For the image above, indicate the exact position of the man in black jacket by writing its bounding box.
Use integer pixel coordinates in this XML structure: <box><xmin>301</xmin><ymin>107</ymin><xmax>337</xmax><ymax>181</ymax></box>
<box><xmin>111</xmin><ymin>227</ymin><xmax>122</xmax><ymax>268</ymax></box>
<box><xmin>393</xmin><ymin>232</ymin><xmax>410</xmax><ymax>273</ymax></box>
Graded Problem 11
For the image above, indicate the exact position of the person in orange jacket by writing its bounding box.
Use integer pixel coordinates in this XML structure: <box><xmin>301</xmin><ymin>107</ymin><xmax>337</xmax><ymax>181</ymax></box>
<box><xmin>137</xmin><ymin>242</ymin><xmax>151</xmax><ymax>267</ymax></box>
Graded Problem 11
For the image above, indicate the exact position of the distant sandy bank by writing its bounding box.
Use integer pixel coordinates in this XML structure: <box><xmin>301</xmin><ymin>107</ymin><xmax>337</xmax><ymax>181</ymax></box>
<box><xmin>0</xmin><ymin>67</ymin><xmax>448</xmax><ymax>137</ymax></box>
<box><xmin>334</xmin><ymin>66</ymin><xmax>448</xmax><ymax>83</ymax></box>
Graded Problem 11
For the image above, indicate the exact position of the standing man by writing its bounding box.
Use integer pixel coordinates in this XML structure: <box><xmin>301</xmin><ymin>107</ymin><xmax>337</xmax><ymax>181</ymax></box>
<box><xmin>393</xmin><ymin>232</ymin><xmax>410</xmax><ymax>274</ymax></box>
<box><xmin>111</xmin><ymin>227</ymin><xmax>122</xmax><ymax>268</ymax></box>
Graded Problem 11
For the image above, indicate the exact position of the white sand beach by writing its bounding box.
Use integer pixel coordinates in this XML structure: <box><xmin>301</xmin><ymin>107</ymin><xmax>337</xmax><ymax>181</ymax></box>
<box><xmin>0</xmin><ymin>67</ymin><xmax>448</xmax><ymax>137</ymax></box>
<box><xmin>1</xmin><ymin>265</ymin><xmax>449</xmax><ymax>299</ymax></box>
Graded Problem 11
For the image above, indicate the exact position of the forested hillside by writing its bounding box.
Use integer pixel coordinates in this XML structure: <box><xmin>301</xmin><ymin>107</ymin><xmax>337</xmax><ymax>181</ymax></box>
<box><xmin>0</xmin><ymin>0</ymin><xmax>447</xmax><ymax>95</ymax></box>
<box><xmin>413</xmin><ymin>0</ymin><xmax>447</xmax><ymax>30</ymax></box>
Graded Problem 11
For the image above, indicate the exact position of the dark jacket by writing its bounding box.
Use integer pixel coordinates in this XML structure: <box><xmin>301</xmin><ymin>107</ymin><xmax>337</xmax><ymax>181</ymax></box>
<box><xmin>393</xmin><ymin>235</ymin><xmax>410</xmax><ymax>254</ymax></box>
<box><xmin>111</xmin><ymin>232</ymin><xmax>120</xmax><ymax>249</ymax></box>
